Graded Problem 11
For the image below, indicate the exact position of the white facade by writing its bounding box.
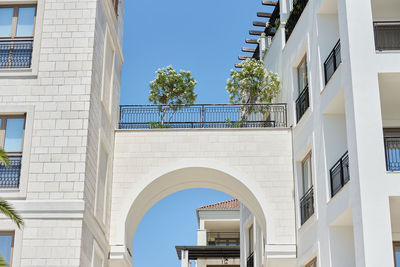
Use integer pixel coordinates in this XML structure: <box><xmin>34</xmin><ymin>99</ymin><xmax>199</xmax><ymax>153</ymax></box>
<box><xmin>0</xmin><ymin>0</ymin><xmax>399</xmax><ymax>266</ymax></box>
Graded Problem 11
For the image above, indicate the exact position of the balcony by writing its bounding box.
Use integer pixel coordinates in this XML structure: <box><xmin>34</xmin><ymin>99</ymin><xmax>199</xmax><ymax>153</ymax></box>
<box><xmin>207</xmin><ymin>232</ymin><xmax>240</xmax><ymax>247</ymax></box>
<box><xmin>247</xmin><ymin>252</ymin><xmax>254</xmax><ymax>267</ymax></box>
<box><xmin>0</xmin><ymin>156</ymin><xmax>22</xmax><ymax>188</ymax></box>
<box><xmin>385</xmin><ymin>137</ymin><xmax>400</xmax><ymax>171</ymax></box>
<box><xmin>0</xmin><ymin>40</ymin><xmax>33</xmax><ymax>69</ymax></box>
<box><xmin>324</xmin><ymin>40</ymin><xmax>341</xmax><ymax>85</ymax></box>
<box><xmin>373</xmin><ymin>21</ymin><xmax>400</xmax><ymax>51</ymax></box>
<box><xmin>300</xmin><ymin>186</ymin><xmax>314</xmax><ymax>225</ymax></box>
<box><xmin>296</xmin><ymin>85</ymin><xmax>309</xmax><ymax>122</ymax></box>
<box><xmin>330</xmin><ymin>151</ymin><xmax>350</xmax><ymax>197</ymax></box>
<box><xmin>285</xmin><ymin>0</ymin><xmax>309</xmax><ymax>41</ymax></box>
<box><xmin>119</xmin><ymin>104</ymin><xmax>287</xmax><ymax>129</ymax></box>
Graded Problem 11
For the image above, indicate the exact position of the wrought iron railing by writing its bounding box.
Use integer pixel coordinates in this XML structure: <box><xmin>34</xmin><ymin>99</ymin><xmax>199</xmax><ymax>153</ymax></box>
<box><xmin>119</xmin><ymin>104</ymin><xmax>287</xmax><ymax>129</ymax></box>
<box><xmin>373</xmin><ymin>21</ymin><xmax>400</xmax><ymax>51</ymax></box>
<box><xmin>296</xmin><ymin>85</ymin><xmax>309</xmax><ymax>122</ymax></box>
<box><xmin>385</xmin><ymin>137</ymin><xmax>400</xmax><ymax>171</ymax></box>
<box><xmin>285</xmin><ymin>0</ymin><xmax>309</xmax><ymax>41</ymax></box>
<box><xmin>207</xmin><ymin>232</ymin><xmax>240</xmax><ymax>246</ymax></box>
<box><xmin>324</xmin><ymin>40</ymin><xmax>341</xmax><ymax>85</ymax></box>
<box><xmin>330</xmin><ymin>151</ymin><xmax>349</xmax><ymax>197</ymax></box>
<box><xmin>0</xmin><ymin>40</ymin><xmax>33</xmax><ymax>69</ymax></box>
<box><xmin>0</xmin><ymin>156</ymin><xmax>22</xmax><ymax>189</ymax></box>
<box><xmin>300</xmin><ymin>186</ymin><xmax>314</xmax><ymax>225</ymax></box>
<box><xmin>247</xmin><ymin>252</ymin><xmax>254</xmax><ymax>267</ymax></box>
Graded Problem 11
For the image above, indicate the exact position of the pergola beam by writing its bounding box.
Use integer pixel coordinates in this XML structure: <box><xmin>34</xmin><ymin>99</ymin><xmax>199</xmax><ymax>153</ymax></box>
<box><xmin>242</xmin><ymin>47</ymin><xmax>256</xmax><ymax>53</ymax></box>
<box><xmin>262</xmin><ymin>0</ymin><xmax>278</xmax><ymax>6</ymax></box>
<box><xmin>249</xmin><ymin>30</ymin><xmax>264</xmax><ymax>36</ymax></box>
<box><xmin>253</xmin><ymin>21</ymin><xmax>269</xmax><ymax>27</ymax></box>
<box><xmin>238</xmin><ymin>55</ymin><xmax>252</xmax><ymax>60</ymax></box>
<box><xmin>257</xmin><ymin>12</ymin><xmax>272</xmax><ymax>18</ymax></box>
<box><xmin>245</xmin><ymin>38</ymin><xmax>259</xmax><ymax>44</ymax></box>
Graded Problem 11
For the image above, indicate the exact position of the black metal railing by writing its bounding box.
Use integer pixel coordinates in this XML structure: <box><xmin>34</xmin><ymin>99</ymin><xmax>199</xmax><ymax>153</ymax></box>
<box><xmin>300</xmin><ymin>186</ymin><xmax>314</xmax><ymax>225</ymax></box>
<box><xmin>373</xmin><ymin>21</ymin><xmax>400</xmax><ymax>51</ymax></box>
<box><xmin>330</xmin><ymin>151</ymin><xmax>349</xmax><ymax>197</ymax></box>
<box><xmin>119</xmin><ymin>104</ymin><xmax>287</xmax><ymax>129</ymax></box>
<box><xmin>0</xmin><ymin>40</ymin><xmax>33</xmax><ymax>69</ymax></box>
<box><xmin>285</xmin><ymin>0</ymin><xmax>309</xmax><ymax>41</ymax></box>
<box><xmin>384</xmin><ymin>137</ymin><xmax>400</xmax><ymax>171</ymax></box>
<box><xmin>207</xmin><ymin>232</ymin><xmax>240</xmax><ymax>246</ymax></box>
<box><xmin>247</xmin><ymin>252</ymin><xmax>254</xmax><ymax>267</ymax></box>
<box><xmin>296</xmin><ymin>85</ymin><xmax>309</xmax><ymax>122</ymax></box>
<box><xmin>324</xmin><ymin>40</ymin><xmax>341</xmax><ymax>85</ymax></box>
<box><xmin>0</xmin><ymin>156</ymin><xmax>22</xmax><ymax>188</ymax></box>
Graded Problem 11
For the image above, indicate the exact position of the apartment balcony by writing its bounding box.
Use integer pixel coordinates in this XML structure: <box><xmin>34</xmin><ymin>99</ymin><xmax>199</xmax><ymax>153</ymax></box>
<box><xmin>324</xmin><ymin>40</ymin><xmax>341</xmax><ymax>85</ymax></box>
<box><xmin>296</xmin><ymin>86</ymin><xmax>309</xmax><ymax>122</ymax></box>
<box><xmin>0</xmin><ymin>40</ymin><xmax>33</xmax><ymax>69</ymax></box>
<box><xmin>119</xmin><ymin>104</ymin><xmax>287</xmax><ymax>129</ymax></box>
<box><xmin>330</xmin><ymin>151</ymin><xmax>350</xmax><ymax>197</ymax></box>
<box><xmin>373</xmin><ymin>21</ymin><xmax>400</xmax><ymax>51</ymax></box>
<box><xmin>384</xmin><ymin>137</ymin><xmax>400</xmax><ymax>171</ymax></box>
<box><xmin>0</xmin><ymin>156</ymin><xmax>22</xmax><ymax>188</ymax></box>
<box><xmin>300</xmin><ymin>186</ymin><xmax>314</xmax><ymax>225</ymax></box>
<box><xmin>207</xmin><ymin>232</ymin><xmax>240</xmax><ymax>246</ymax></box>
<box><xmin>285</xmin><ymin>0</ymin><xmax>309</xmax><ymax>41</ymax></box>
<box><xmin>247</xmin><ymin>252</ymin><xmax>254</xmax><ymax>267</ymax></box>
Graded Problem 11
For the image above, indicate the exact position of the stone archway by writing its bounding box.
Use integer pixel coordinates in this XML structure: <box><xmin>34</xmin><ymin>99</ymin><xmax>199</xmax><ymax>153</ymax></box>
<box><xmin>108</xmin><ymin>129</ymin><xmax>296</xmax><ymax>266</ymax></box>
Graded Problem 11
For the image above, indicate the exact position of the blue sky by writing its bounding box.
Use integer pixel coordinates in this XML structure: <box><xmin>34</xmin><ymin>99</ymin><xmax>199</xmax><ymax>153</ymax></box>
<box><xmin>121</xmin><ymin>0</ymin><xmax>273</xmax><ymax>266</ymax></box>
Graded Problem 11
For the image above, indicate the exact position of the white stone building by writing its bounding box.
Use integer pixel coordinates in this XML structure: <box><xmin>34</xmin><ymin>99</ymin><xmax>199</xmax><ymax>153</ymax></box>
<box><xmin>0</xmin><ymin>0</ymin><xmax>399</xmax><ymax>266</ymax></box>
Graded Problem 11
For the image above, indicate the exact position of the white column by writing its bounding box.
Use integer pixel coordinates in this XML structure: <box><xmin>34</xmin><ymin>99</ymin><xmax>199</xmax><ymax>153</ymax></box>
<box><xmin>181</xmin><ymin>250</ymin><xmax>189</xmax><ymax>267</ymax></box>
<box><xmin>337</xmin><ymin>0</ymin><xmax>395</xmax><ymax>266</ymax></box>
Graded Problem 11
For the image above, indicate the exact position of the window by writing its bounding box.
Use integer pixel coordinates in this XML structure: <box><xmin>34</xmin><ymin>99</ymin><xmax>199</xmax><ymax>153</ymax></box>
<box><xmin>300</xmin><ymin>153</ymin><xmax>314</xmax><ymax>224</ymax></box>
<box><xmin>101</xmin><ymin>33</ymin><xmax>115</xmax><ymax>115</ymax></box>
<box><xmin>0</xmin><ymin>232</ymin><xmax>14</xmax><ymax>266</ymax></box>
<box><xmin>0</xmin><ymin>5</ymin><xmax>36</xmax><ymax>69</ymax></box>
<box><xmin>0</xmin><ymin>116</ymin><xmax>25</xmax><ymax>188</ymax></box>
<box><xmin>384</xmin><ymin>129</ymin><xmax>400</xmax><ymax>171</ymax></box>
<box><xmin>95</xmin><ymin>144</ymin><xmax>109</xmax><ymax>224</ymax></box>
<box><xmin>394</xmin><ymin>242</ymin><xmax>400</xmax><ymax>267</ymax></box>
<box><xmin>296</xmin><ymin>56</ymin><xmax>310</xmax><ymax>122</ymax></box>
<box><xmin>248</xmin><ymin>225</ymin><xmax>254</xmax><ymax>255</ymax></box>
<box><xmin>306</xmin><ymin>258</ymin><xmax>317</xmax><ymax>267</ymax></box>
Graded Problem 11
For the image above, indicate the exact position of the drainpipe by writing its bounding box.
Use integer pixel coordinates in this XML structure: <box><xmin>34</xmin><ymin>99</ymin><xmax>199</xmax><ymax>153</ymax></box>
<box><xmin>259</xmin><ymin>33</ymin><xmax>266</xmax><ymax>60</ymax></box>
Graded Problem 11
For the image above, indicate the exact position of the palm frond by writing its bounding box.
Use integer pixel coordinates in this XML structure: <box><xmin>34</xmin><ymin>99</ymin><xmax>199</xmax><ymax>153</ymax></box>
<box><xmin>0</xmin><ymin>198</ymin><xmax>23</xmax><ymax>229</ymax></box>
<box><xmin>0</xmin><ymin>149</ymin><xmax>10</xmax><ymax>168</ymax></box>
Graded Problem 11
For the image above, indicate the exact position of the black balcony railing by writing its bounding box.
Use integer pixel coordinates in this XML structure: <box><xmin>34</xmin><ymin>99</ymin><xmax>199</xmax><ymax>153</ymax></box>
<box><xmin>385</xmin><ymin>137</ymin><xmax>400</xmax><ymax>171</ymax></box>
<box><xmin>0</xmin><ymin>156</ymin><xmax>22</xmax><ymax>189</ymax></box>
<box><xmin>330</xmin><ymin>151</ymin><xmax>350</xmax><ymax>197</ymax></box>
<box><xmin>374</xmin><ymin>21</ymin><xmax>400</xmax><ymax>51</ymax></box>
<box><xmin>296</xmin><ymin>86</ymin><xmax>309</xmax><ymax>122</ymax></box>
<box><xmin>285</xmin><ymin>0</ymin><xmax>309</xmax><ymax>41</ymax></box>
<box><xmin>207</xmin><ymin>232</ymin><xmax>240</xmax><ymax>246</ymax></box>
<box><xmin>0</xmin><ymin>40</ymin><xmax>33</xmax><ymax>69</ymax></box>
<box><xmin>247</xmin><ymin>252</ymin><xmax>254</xmax><ymax>267</ymax></box>
<box><xmin>119</xmin><ymin>104</ymin><xmax>287</xmax><ymax>129</ymax></box>
<box><xmin>324</xmin><ymin>40</ymin><xmax>341</xmax><ymax>85</ymax></box>
<box><xmin>300</xmin><ymin>186</ymin><xmax>314</xmax><ymax>225</ymax></box>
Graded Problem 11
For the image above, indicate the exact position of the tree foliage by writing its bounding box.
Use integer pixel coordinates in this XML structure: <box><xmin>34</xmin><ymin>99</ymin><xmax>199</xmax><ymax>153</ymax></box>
<box><xmin>226</xmin><ymin>58</ymin><xmax>280</xmax><ymax>105</ymax></box>
<box><xmin>149</xmin><ymin>65</ymin><xmax>197</xmax><ymax>125</ymax></box>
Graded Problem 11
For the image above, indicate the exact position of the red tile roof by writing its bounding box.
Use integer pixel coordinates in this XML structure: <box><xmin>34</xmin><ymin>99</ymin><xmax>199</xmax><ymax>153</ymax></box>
<box><xmin>196</xmin><ymin>199</ymin><xmax>240</xmax><ymax>210</ymax></box>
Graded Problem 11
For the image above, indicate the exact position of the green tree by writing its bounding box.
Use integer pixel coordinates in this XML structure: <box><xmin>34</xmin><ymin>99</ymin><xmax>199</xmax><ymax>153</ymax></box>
<box><xmin>149</xmin><ymin>65</ymin><xmax>197</xmax><ymax>126</ymax></box>
<box><xmin>0</xmin><ymin>148</ymin><xmax>24</xmax><ymax>266</ymax></box>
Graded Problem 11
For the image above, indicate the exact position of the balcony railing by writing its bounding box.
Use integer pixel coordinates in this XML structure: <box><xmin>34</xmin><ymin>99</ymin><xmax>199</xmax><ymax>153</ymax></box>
<box><xmin>330</xmin><ymin>151</ymin><xmax>350</xmax><ymax>197</ymax></box>
<box><xmin>247</xmin><ymin>252</ymin><xmax>254</xmax><ymax>267</ymax></box>
<box><xmin>324</xmin><ymin>40</ymin><xmax>341</xmax><ymax>85</ymax></box>
<box><xmin>374</xmin><ymin>21</ymin><xmax>400</xmax><ymax>51</ymax></box>
<box><xmin>119</xmin><ymin>104</ymin><xmax>287</xmax><ymax>129</ymax></box>
<box><xmin>285</xmin><ymin>0</ymin><xmax>309</xmax><ymax>41</ymax></box>
<box><xmin>0</xmin><ymin>40</ymin><xmax>33</xmax><ymax>69</ymax></box>
<box><xmin>296</xmin><ymin>85</ymin><xmax>309</xmax><ymax>122</ymax></box>
<box><xmin>385</xmin><ymin>137</ymin><xmax>400</xmax><ymax>171</ymax></box>
<box><xmin>207</xmin><ymin>232</ymin><xmax>240</xmax><ymax>246</ymax></box>
<box><xmin>300</xmin><ymin>186</ymin><xmax>314</xmax><ymax>225</ymax></box>
<box><xmin>0</xmin><ymin>156</ymin><xmax>22</xmax><ymax>188</ymax></box>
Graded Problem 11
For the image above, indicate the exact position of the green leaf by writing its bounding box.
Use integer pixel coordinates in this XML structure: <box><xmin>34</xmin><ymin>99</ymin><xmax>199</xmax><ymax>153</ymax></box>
<box><xmin>0</xmin><ymin>254</ymin><xmax>7</xmax><ymax>267</ymax></box>
<box><xmin>0</xmin><ymin>198</ymin><xmax>23</xmax><ymax>229</ymax></box>
<box><xmin>0</xmin><ymin>149</ymin><xmax>10</xmax><ymax>168</ymax></box>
